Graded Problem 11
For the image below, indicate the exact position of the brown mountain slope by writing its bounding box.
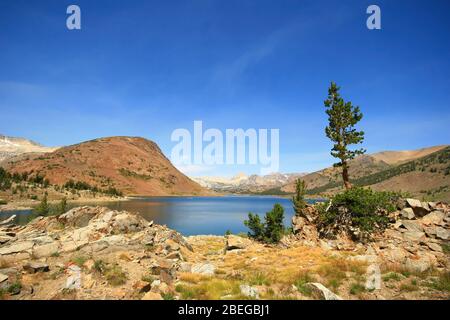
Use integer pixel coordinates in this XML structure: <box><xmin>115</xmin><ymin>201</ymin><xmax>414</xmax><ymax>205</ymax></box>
<box><xmin>281</xmin><ymin>153</ymin><xmax>391</xmax><ymax>193</ymax></box>
<box><xmin>370</xmin><ymin>145</ymin><xmax>447</xmax><ymax>165</ymax></box>
<box><xmin>281</xmin><ymin>145</ymin><xmax>449</xmax><ymax>195</ymax></box>
<box><xmin>2</xmin><ymin>136</ymin><xmax>207</xmax><ymax>196</ymax></box>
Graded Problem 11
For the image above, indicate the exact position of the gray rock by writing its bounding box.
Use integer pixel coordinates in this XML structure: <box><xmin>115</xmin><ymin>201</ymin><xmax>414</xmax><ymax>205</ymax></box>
<box><xmin>400</xmin><ymin>208</ymin><xmax>415</xmax><ymax>219</ymax></box>
<box><xmin>305</xmin><ymin>283</ymin><xmax>342</xmax><ymax>300</ymax></box>
<box><xmin>178</xmin><ymin>262</ymin><xmax>192</xmax><ymax>273</ymax></box>
<box><xmin>403</xmin><ymin>231</ymin><xmax>426</xmax><ymax>242</ymax></box>
<box><xmin>239</xmin><ymin>284</ymin><xmax>259</xmax><ymax>299</ymax></box>
<box><xmin>401</xmin><ymin>220</ymin><xmax>423</xmax><ymax>232</ymax></box>
<box><xmin>406</xmin><ymin>199</ymin><xmax>430</xmax><ymax>217</ymax></box>
<box><xmin>426</xmin><ymin>242</ymin><xmax>443</xmax><ymax>252</ymax></box>
<box><xmin>226</xmin><ymin>235</ymin><xmax>251</xmax><ymax>251</ymax></box>
<box><xmin>421</xmin><ymin>211</ymin><xmax>445</xmax><ymax>226</ymax></box>
<box><xmin>435</xmin><ymin>227</ymin><xmax>449</xmax><ymax>240</ymax></box>
<box><xmin>65</xmin><ymin>274</ymin><xmax>81</xmax><ymax>290</ymax></box>
<box><xmin>191</xmin><ymin>263</ymin><xmax>215</xmax><ymax>276</ymax></box>
<box><xmin>365</xmin><ymin>264</ymin><xmax>381</xmax><ymax>290</ymax></box>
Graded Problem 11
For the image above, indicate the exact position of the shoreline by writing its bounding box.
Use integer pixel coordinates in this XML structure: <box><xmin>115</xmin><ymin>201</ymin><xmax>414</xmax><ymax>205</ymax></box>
<box><xmin>0</xmin><ymin>196</ymin><xmax>132</xmax><ymax>212</ymax></box>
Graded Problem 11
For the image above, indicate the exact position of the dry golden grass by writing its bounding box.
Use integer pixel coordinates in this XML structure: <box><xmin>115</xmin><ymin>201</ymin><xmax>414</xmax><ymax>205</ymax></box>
<box><xmin>178</xmin><ymin>272</ymin><xmax>212</xmax><ymax>283</ymax></box>
<box><xmin>184</xmin><ymin>237</ymin><xmax>375</xmax><ymax>299</ymax></box>
<box><xmin>176</xmin><ymin>278</ymin><xmax>242</xmax><ymax>300</ymax></box>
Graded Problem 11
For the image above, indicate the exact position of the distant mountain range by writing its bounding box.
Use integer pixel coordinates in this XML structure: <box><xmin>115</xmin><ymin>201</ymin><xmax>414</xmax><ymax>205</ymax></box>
<box><xmin>192</xmin><ymin>172</ymin><xmax>307</xmax><ymax>194</ymax></box>
<box><xmin>1</xmin><ymin>135</ymin><xmax>207</xmax><ymax>196</ymax></box>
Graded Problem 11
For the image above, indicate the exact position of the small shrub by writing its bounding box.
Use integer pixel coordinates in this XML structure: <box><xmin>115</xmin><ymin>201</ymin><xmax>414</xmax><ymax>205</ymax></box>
<box><xmin>426</xmin><ymin>272</ymin><xmax>450</xmax><ymax>292</ymax></box>
<box><xmin>442</xmin><ymin>243</ymin><xmax>450</xmax><ymax>254</ymax></box>
<box><xmin>249</xmin><ymin>272</ymin><xmax>271</xmax><ymax>286</ymax></box>
<box><xmin>162</xmin><ymin>292</ymin><xmax>175</xmax><ymax>300</ymax></box>
<box><xmin>141</xmin><ymin>274</ymin><xmax>154</xmax><ymax>283</ymax></box>
<box><xmin>104</xmin><ymin>264</ymin><xmax>127</xmax><ymax>286</ymax></box>
<box><xmin>244</xmin><ymin>204</ymin><xmax>286</xmax><ymax>244</ymax></box>
<box><xmin>382</xmin><ymin>272</ymin><xmax>402</xmax><ymax>282</ymax></box>
<box><xmin>56</xmin><ymin>197</ymin><xmax>68</xmax><ymax>215</ymax></box>
<box><xmin>294</xmin><ymin>272</ymin><xmax>314</xmax><ymax>296</ymax></box>
<box><xmin>318</xmin><ymin>187</ymin><xmax>400</xmax><ymax>239</ymax></box>
<box><xmin>34</xmin><ymin>194</ymin><xmax>50</xmax><ymax>216</ymax></box>
<box><xmin>349</xmin><ymin>283</ymin><xmax>365</xmax><ymax>295</ymax></box>
<box><xmin>7</xmin><ymin>281</ymin><xmax>22</xmax><ymax>295</ymax></box>
<box><xmin>93</xmin><ymin>260</ymin><xmax>107</xmax><ymax>274</ymax></box>
<box><xmin>71</xmin><ymin>256</ymin><xmax>88</xmax><ymax>268</ymax></box>
<box><xmin>400</xmin><ymin>281</ymin><xmax>418</xmax><ymax>292</ymax></box>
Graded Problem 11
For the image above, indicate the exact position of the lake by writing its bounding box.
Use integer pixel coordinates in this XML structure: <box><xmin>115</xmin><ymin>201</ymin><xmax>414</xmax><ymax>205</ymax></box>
<box><xmin>0</xmin><ymin>196</ymin><xmax>319</xmax><ymax>236</ymax></box>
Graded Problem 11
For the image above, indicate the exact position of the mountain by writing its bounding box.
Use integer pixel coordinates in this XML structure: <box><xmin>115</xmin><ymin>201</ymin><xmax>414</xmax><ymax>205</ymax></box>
<box><xmin>193</xmin><ymin>172</ymin><xmax>307</xmax><ymax>193</ymax></box>
<box><xmin>0</xmin><ymin>134</ymin><xmax>58</xmax><ymax>162</ymax></box>
<box><xmin>280</xmin><ymin>145</ymin><xmax>450</xmax><ymax>201</ymax></box>
<box><xmin>2</xmin><ymin>136</ymin><xmax>208</xmax><ymax>196</ymax></box>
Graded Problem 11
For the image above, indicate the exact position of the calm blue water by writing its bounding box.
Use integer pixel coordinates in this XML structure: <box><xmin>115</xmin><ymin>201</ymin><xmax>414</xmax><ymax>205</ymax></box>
<box><xmin>0</xmin><ymin>196</ymin><xmax>318</xmax><ymax>236</ymax></box>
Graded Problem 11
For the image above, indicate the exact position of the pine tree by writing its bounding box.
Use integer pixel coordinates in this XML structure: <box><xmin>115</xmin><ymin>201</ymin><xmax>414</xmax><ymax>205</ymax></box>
<box><xmin>264</xmin><ymin>204</ymin><xmax>285</xmax><ymax>243</ymax></box>
<box><xmin>57</xmin><ymin>197</ymin><xmax>68</xmax><ymax>215</ymax></box>
<box><xmin>244</xmin><ymin>213</ymin><xmax>264</xmax><ymax>241</ymax></box>
<box><xmin>292</xmin><ymin>178</ymin><xmax>307</xmax><ymax>215</ymax></box>
<box><xmin>324</xmin><ymin>82</ymin><xmax>365</xmax><ymax>189</ymax></box>
<box><xmin>34</xmin><ymin>194</ymin><xmax>50</xmax><ymax>216</ymax></box>
<box><xmin>244</xmin><ymin>204</ymin><xmax>286</xmax><ymax>243</ymax></box>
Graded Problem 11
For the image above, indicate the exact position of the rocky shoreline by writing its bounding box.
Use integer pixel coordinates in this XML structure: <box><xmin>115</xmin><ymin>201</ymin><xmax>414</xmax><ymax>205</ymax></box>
<box><xmin>0</xmin><ymin>199</ymin><xmax>448</xmax><ymax>300</ymax></box>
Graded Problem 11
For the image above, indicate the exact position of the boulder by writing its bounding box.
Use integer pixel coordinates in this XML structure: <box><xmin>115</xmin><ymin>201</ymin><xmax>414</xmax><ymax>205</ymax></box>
<box><xmin>406</xmin><ymin>199</ymin><xmax>430</xmax><ymax>217</ymax></box>
<box><xmin>365</xmin><ymin>264</ymin><xmax>381</xmax><ymax>290</ymax></box>
<box><xmin>421</xmin><ymin>211</ymin><xmax>445</xmax><ymax>226</ymax></box>
<box><xmin>149</xmin><ymin>259</ymin><xmax>174</xmax><ymax>275</ymax></box>
<box><xmin>426</xmin><ymin>242</ymin><xmax>443</xmax><ymax>252</ymax></box>
<box><xmin>58</xmin><ymin>206</ymin><xmax>102</xmax><ymax>227</ymax></box>
<box><xmin>111</xmin><ymin>213</ymin><xmax>147</xmax><ymax>233</ymax></box>
<box><xmin>400</xmin><ymin>208</ymin><xmax>415</xmax><ymax>220</ymax></box>
<box><xmin>435</xmin><ymin>227</ymin><xmax>449</xmax><ymax>240</ymax></box>
<box><xmin>191</xmin><ymin>263</ymin><xmax>215</xmax><ymax>276</ymax></box>
<box><xmin>401</xmin><ymin>220</ymin><xmax>423</xmax><ymax>233</ymax></box>
<box><xmin>402</xmin><ymin>231</ymin><xmax>426</xmax><ymax>242</ymax></box>
<box><xmin>305</xmin><ymin>283</ymin><xmax>342</xmax><ymax>300</ymax></box>
<box><xmin>239</xmin><ymin>284</ymin><xmax>259</xmax><ymax>299</ymax></box>
<box><xmin>178</xmin><ymin>262</ymin><xmax>192</xmax><ymax>273</ymax></box>
<box><xmin>23</xmin><ymin>262</ymin><xmax>50</xmax><ymax>273</ymax></box>
<box><xmin>226</xmin><ymin>235</ymin><xmax>251</xmax><ymax>251</ymax></box>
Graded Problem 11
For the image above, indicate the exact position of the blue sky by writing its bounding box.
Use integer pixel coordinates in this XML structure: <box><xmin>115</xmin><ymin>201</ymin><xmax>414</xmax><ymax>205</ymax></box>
<box><xmin>1</xmin><ymin>0</ymin><xmax>449</xmax><ymax>176</ymax></box>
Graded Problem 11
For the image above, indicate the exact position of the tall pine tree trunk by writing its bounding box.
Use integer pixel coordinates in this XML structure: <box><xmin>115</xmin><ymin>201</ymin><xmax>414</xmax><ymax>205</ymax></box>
<box><xmin>342</xmin><ymin>162</ymin><xmax>352</xmax><ymax>189</ymax></box>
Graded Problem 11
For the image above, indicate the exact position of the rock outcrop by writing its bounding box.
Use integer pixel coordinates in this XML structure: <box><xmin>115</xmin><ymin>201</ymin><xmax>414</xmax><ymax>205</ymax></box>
<box><xmin>0</xmin><ymin>206</ymin><xmax>193</xmax><ymax>299</ymax></box>
<box><xmin>291</xmin><ymin>198</ymin><xmax>450</xmax><ymax>272</ymax></box>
